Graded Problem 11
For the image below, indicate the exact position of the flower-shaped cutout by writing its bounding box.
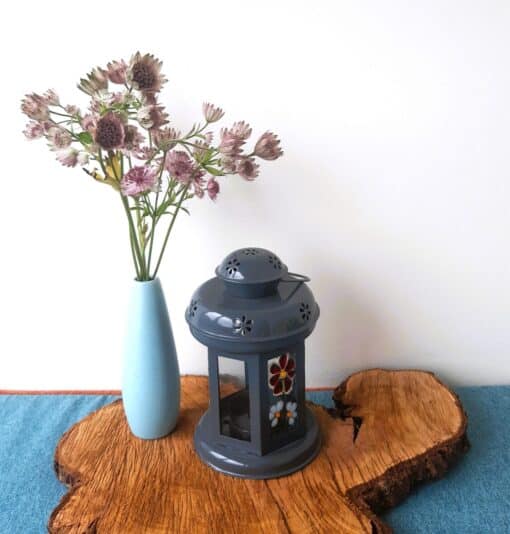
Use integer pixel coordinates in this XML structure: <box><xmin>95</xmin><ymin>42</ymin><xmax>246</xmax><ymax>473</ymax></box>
<box><xmin>267</xmin><ymin>254</ymin><xmax>282</xmax><ymax>269</ymax></box>
<box><xmin>243</xmin><ymin>248</ymin><xmax>258</xmax><ymax>255</ymax></box>
<box><xmin>286</xmin><ymin>401</ymin><xmax>297</xmax><ymax>425</ymax></box>
<box><xmin>226</xmin><ymin>257</ymin><xmax>240</xmax><ymax>276</ymax></box>
<box><xmin>269</xmin><ymin>400</ymin><xmax>284</xmax><ymax>428</ymax></box>
<box><xmin>300</xmin><ymin>302</ymin><xmax>311</xmax><ymax>321</ymax></box>
<box><xmin>268</xmin><ymin>353</ymin><xmax>296</xmax><ymax>395</ymax></box>
<box><xmin>188</xmin><ymin>299</ymin><xmax>198</xmax><ymax>318</ymax></box>
<box><xmin>233</xmin><ymin>315</ymin><xmax>253</xmax><ymax>336</ymax></box>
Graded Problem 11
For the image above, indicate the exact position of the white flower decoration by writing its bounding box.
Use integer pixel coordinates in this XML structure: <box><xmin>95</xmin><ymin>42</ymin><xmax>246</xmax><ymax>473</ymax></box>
<box><xmin>269</xmin><ymin>400</ymin><xmax>284</xmax><ymax>428</ymax></box>
<box><xmin>286</xmin><ymin>401</ymin><xmax>298</xmax><ymax>425</ymax></box>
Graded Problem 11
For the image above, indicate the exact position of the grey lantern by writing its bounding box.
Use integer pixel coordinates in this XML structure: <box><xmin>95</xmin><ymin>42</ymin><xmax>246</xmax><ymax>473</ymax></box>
<box><xmin>185</xmin><ymin>247</ymin><xmax>321</xmax><ymax>479</ymax></box>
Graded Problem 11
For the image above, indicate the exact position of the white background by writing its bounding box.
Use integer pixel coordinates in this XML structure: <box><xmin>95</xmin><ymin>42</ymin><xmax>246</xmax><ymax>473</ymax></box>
<box><xmin>1</xmin><ymin>1</ymin><xmax>509</xmax><ymax>389</ymax></box>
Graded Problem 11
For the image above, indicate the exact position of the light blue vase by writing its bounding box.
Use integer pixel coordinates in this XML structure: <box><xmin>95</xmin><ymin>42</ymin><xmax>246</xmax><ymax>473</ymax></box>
<box><xmin>122</xmin><ymin>278</ymin><xmax>180</xmax><ymax>439</ymax></box>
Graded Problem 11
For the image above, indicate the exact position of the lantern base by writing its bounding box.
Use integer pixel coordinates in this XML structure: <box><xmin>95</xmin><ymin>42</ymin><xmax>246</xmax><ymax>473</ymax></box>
<box><xmin>193</xmin><ymin>406</ymin><xmax>321</xmax><ymax>479</ymax></box>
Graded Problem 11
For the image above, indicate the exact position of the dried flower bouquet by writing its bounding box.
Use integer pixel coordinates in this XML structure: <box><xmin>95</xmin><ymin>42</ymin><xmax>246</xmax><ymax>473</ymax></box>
<box><xmin>21</xmin><ymin>52</ymin><xmax>283</xmax><ymax>281</ymax></box>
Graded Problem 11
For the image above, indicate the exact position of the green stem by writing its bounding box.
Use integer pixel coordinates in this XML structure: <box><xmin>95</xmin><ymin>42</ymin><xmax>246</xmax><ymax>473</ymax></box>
<box><xmin>121</xmin><ymin>194</ymin><xmax>146</xmax><ymax>279</ymax></box>
<box><xmin>151</xmin><ymin>183</ymin><xmax>190</xmax><ymax>279</ymax></box>
<box><xmin>100</xmin><ymin>148</ymin><xmax>146</xmax><ymax>280</ymax></box>
<box><xmin>146</xmin><ymin>154</ymin><xmax>168</xmax><ymax>273</ymax></box>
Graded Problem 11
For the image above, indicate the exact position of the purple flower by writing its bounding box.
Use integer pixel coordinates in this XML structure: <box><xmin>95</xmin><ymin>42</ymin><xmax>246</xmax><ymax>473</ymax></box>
<box><xmin>80</xmin><ymin>114</ymin><xmax>97</xmax><ymax>133</ymax></box>
<box><xmin>230</xmin><ymin>121</ymin><xmax>252</xmax><ymax>140</ymax></box>
<box><xmin>123</xmin><ymin>125</ymin><xmax>144</xmax><ymax>153</ymax></box>
<box><xmin>77</xmin><ymin>67</ymin><xmax>108</xmax><ymax>96</ymax></box>
<box><xmin>56</xmin><ymin>148</ymin><xmax>79</xmax><ymax>167</ymax></box>
<box><xmin>152</xmin><ymin>127</ymin><xmax>180</xmax><ymax>151</ymax></box>
<box><xmin>254</xmin><ymin>131</ymin><xmax>283</xmax><ymax>160</ymax></box>
<box><xmin>236</xmin><ymin>157</ymin><xmax>259</xmax><ymax>181</ymax></box>
<box><xmin>128</xmin><ymin>52</ymin><xmax>167</xmax><ymax>94</ymax></box>
<box><xmin>165</xmin><ymin>150</ymin><xmax>194</xmax><ymax>183</ymax></box>
<box><xmin>121</xmin><ymin>166</ymin><xmax>158</xmax><ymax>196</ymax></box>
<box><xmin>203</xmin><ymin>102</ymin><xmax>224</xmax><ymax>123</ymax></box>
<box><xmin>218</xmin><ymin>121</ymin><xmax>252</xmax><ymax>156</ymax></box>
<box><xmin>94</xmin><ymin>112</ymin><xmax>125</xmax><ymax>150</ymax></box>
<box><xmin>106</xmin><ymin>59</ymin><xmax>128</xmax><ymax>84</ymax></box>
<box><xmin>21</xmin><ymin>93</ymin><xmax>49</xmax><ymax>121</ymax></box>
<box><xmin>65</xmin><ymin>104</ymin><xmax>81</xmax><ymax>116</ymax></box>
<box><xmin>137</xmin><ymin>104</ymin><xmax>169</xmax><ymax>130</ymax></box>
<box><xmin>47</xmin><ymin>127</ymin><xmax>72</xmax><ymax>149</ymax></box>
<box><xmin>219</xmin><ymin>129</ymin><xmax>244</xmax><ymax>156</ymax></box>
<box><xmin>207</xmin><ymin>177</ymin><xmax>220</xmax><ymax>200</ymax></box>
<box><xmin>23</xmin><ymin>121</ymin><xmax>44</xmax><ymax>140</ymax></box>
<box><xmin>42</xmin><ymin>89</ymin><xmax>59</xmax><ymax>106</ymax></box>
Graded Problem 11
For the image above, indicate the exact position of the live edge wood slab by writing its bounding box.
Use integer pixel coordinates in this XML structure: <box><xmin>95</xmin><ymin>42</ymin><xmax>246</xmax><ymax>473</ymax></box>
<box><xmin>49</xmin><ymin>370</ymin><xmax>468</xmax><ymax>533</ymax></box>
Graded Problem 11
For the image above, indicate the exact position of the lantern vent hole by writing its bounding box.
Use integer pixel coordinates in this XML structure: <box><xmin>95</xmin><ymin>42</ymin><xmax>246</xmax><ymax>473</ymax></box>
<box><xmin>267</xmin><ymin>254</ymin><xmax>282</xmax><ymax>269</ymax></box>
<box><xmin>225</xmin><ymin>257</ymin><xmax>240</xmax><ymax>276</ymax></box>
<box><xmin>299</xmin><ymin>303</ymin><xmax>311</xmax><ymax>321</ymax></box>
<box><xmin>233</xmin><ymin>315</ymin><xmax>253</xmax><ymax>336</ymax></box>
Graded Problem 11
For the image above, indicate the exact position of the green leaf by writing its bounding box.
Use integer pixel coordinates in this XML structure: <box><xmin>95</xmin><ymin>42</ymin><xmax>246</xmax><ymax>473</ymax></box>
<box><xmin>204</xmin><ymin>165</ymin><xmax>224</xmax><ymax>176</ymax></box>
<box><xmin>77</xmin><ymin>131</ymin><xmax>93</xmax><ymax>144</ymax></box>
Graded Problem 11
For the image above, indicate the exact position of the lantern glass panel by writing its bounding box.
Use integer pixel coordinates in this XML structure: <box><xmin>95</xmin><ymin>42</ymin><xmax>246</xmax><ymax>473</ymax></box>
<box><xmin>218</xmin><ymin>356</ymin><xmax>251</xmax><ymax>441</ymax></box>
<box><xmin>267</xmin><ymin>352</ymin><xmax>298</xmax><ymax>435</ymax></box>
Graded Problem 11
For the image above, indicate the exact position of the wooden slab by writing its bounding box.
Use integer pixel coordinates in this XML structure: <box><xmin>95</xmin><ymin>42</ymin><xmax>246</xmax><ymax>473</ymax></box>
<box><xmin>49</xmin><ymin>370</ymin><xmax>468</xmax><ymax>533</ymax></box>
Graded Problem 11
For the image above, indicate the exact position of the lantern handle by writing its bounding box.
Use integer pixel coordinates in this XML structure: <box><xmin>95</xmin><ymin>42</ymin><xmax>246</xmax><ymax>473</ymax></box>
<box><xmin>281</xmin><ymin>272</ymin><xmax>311</xmax><ymax>283</ymax></box>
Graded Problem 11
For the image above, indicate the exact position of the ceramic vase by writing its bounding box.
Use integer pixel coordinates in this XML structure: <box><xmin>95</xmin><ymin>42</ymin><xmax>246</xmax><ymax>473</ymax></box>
<box><xmin>122</xmin><ymin>278</ymin><xmax>180</xmax><ymax>439</ymax></box>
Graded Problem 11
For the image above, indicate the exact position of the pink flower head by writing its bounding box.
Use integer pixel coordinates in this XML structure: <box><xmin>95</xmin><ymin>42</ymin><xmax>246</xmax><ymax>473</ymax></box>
<box><xmin>80</xmin><ymin>113</ymin><xmax>97</xmax><ymax>133</ymax></box>
<box><xmin>165</xmin><ymin>150</ymin><xmax>194</xmax><ymax>184</ymax></box>
<box><xmin>123</xmin><ymin>125</ymin><xmax>144</xmax><ymax>153</ymax></box>
<box><xmin>128</xmin><ymin>52</ymin><xmax>167</xmax><ymax>94</ymax></box>
<box><xmin>135</xmin><ymin>146</ymin><xmax>157</xmax><ymax>161</ymax></box>
<box><xmin>152</xmin><ymin>127</ymin><xmax>180</xmax><ymax>151</ymax></box>
<box><xmin>43</xmin><ymin>89</ymin><xmax>59</xmax><ymax>106</ymax></box>
<box><xmin>121</xmin><ymin>166</ymin><xmax>158</xmax><ymax>197</ymax></box>
<box><xmin>78</xmin><ymin>67</ymin><xmax>108</xmax><ymax>96</ymax></box>
<box><xmin>56</xmin><ymin>148</ymin><xmax>79</xmax><ymax>167</ymax></box>
<box><xmin>23</xmin><ymin>121</ymin><xmax>44</xmax><ymax>140</ymax></box>
<box><xmin>207</xmin><ymin>177</ymin><xmax>220</xmax><ymax>200</ymax></box>
<box><xmin>192</xmin><ymin>173</ymin><xmax>206</xmax><ymax>198</ymax></box>
<box><xmin>231</xmin><ymin>121</ymin><xmax>252</xmax><ymax>140</ymax></box>
<box><xmin>202</xmin><ymin>102</ymin><xmax>224</xmax><ymax>123</ymax></box>
<box><xmin>21</xmin><ymin>93</ymin><xmax>49</xmax><ymax>121</ymax></box>
<box><xmin>106</xmin><ymin>59</ymin><xmax>128</xmax><ymax>84</ymax></box>
<box><xmin>219</xmin><ymin>129</ymin><xmax>244</xmax><ymax>156</ymax></box>
<box><xmin>137</xmin><ymin>104</ymin><xmax>169</xmax><ymax>130</ymax></box>
<box><xmin>47</xmin><ymin>126</ymin><xmax>72</xmax><ymax>149</ymax></box>
<box><xmin>220</xmin><ymin>155</ymin><xmax>237</xmax><ymax>173</ymax></box>
<box><xmin>94</xmin><ymin>112</ymin><xmax>125</xmax><ymax>150</ymax></box>
<box><xmin>65</xmin><ymin>104</ymin><xmax>81</xmax><ymax>116</ymax></box>
<box><xmin>236</xmin><ymin>157</ymin><xmax>259</xmax><ymax>181</ymax></box>
<box><xmin>254</xmin><ymin>131</ymin><xmax>283</xmax><ymax>160</ymax></box>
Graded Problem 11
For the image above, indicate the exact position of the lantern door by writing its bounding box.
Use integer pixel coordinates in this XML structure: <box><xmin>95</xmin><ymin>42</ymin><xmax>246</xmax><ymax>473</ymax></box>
<box><xmin>207</xmin><ymin>350</ymin><xmax>263</xmax><ymax>453</ymax></box>
<box><xmin>259</xmin><ymin>343</ymin><xmax>306</xmax><ymax>455</ymax></box>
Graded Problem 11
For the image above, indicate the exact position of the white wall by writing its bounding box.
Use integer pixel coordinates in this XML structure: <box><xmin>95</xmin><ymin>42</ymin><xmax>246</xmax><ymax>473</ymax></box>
<box><xmin>1</xmin><ymin>0</ymin><xmax>509</xmax><ymax>389</ymax></box>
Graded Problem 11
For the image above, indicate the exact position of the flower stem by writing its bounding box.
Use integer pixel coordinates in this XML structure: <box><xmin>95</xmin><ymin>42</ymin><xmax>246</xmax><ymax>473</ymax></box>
<box><xmin>151</xmin><ymin>183</ymin><xmax>190</xmax><ymax>279</ymax></box>
<box><xmin>146</xmin><ymin>153</ymin><xmax>167</xmax><ymax>274</ymax></box>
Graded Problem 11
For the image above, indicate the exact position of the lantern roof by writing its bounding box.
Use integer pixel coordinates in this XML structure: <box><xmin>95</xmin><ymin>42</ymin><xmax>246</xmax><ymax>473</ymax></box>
<box><xmin>186</xmin><ymin>247</ymin><xmax>320</xmax><ymax>352</ymax></box>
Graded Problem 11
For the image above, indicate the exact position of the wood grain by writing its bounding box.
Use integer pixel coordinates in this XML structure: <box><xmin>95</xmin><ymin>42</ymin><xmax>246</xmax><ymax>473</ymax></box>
<box><xmin>49</xmin><ymin>370</ymin><xmax>468</xmax><ymax>533</ymax></box>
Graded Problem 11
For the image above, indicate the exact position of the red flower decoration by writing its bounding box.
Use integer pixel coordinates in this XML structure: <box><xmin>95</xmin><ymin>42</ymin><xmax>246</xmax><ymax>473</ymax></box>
<box><xmin>268</xmin><ymin>354</ymin><xmax>296</xmax><ymax>395</ymax></box>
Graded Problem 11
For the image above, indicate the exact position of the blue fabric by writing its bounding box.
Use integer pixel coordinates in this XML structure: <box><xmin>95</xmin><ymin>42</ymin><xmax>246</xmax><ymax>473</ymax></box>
<box><xmin>0</xmin><ymin>388</ymin><xmax>508</xmax><ymax>533</ymax></box>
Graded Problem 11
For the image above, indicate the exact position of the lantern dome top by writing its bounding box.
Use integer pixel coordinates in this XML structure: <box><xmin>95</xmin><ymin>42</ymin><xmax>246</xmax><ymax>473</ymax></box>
<box><xmin>216</xmin><ymin>247</ymin><xmax>288</xmax><ymax>286</ymax></box>
<box><xmin>186</xmin><ymin>247</ymin><xmax>320</xmax><ymax>352</ymax></box>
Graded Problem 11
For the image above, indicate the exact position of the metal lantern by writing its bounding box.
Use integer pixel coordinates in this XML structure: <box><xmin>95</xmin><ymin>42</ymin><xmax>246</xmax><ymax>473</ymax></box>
<box><xmin>185</xmin><ymin>247</ymin><xmax>321</xmax><ymax>479</ymax></box>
